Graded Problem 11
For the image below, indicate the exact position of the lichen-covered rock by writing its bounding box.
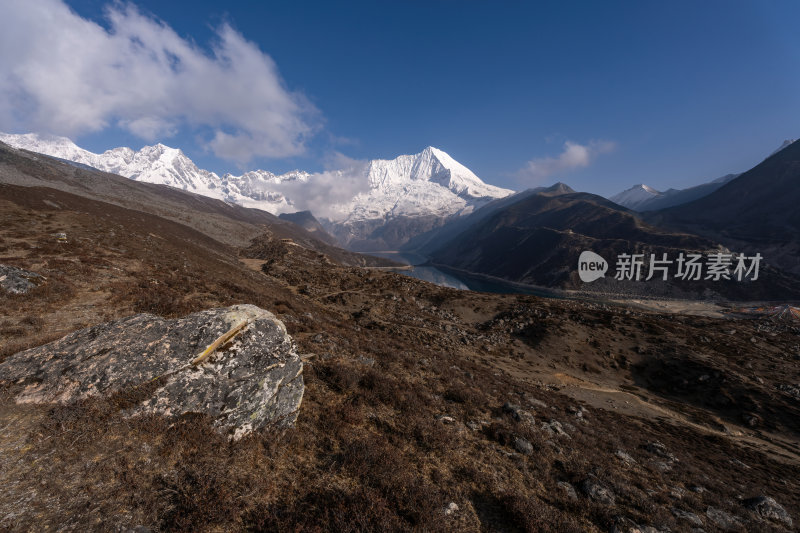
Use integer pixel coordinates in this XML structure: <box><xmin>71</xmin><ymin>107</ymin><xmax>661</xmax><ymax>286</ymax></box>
<box><xmin>0</xmin><ymin>265</ymin><xmax>44</xmax><ymax>294</ymax></box>
<box><xmin>0</xmin><ymin>305</ymin><xmax>303</xmax><ymax>439</ymax></box>
<box><xmin>705</xmin><ymin>506</ymin><xmax>741</xmax><ymax>531</ymax></box>
<box><xmin>579</xmin><ymin>477</ymin><xmax>616</xmax><ymax>505</ymax></box>
<box><xmin>744</xmin><ymin>495</ymin><xmax>793</xmax><ymax>528</ymax></box>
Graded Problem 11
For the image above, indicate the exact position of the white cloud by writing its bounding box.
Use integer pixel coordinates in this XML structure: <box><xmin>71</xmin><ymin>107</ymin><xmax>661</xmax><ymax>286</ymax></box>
<box><xmin>119</xmin><ymin>116</ymin><xmax>177</xmax><ymax>140</ymax></box>
<box><xmin>272</xmin><ymin>152</ymin><xmax>371</xmax><ymax>220</ymax></box>
<box><xmin>518</xmin><ymin>140</ymin><xmax>616</xmax><ymax>184</ymax></box>
<box><xmin>0</xmin><ymin>0</ymin><xmax>318</xmax><ymax>163</ymax></box>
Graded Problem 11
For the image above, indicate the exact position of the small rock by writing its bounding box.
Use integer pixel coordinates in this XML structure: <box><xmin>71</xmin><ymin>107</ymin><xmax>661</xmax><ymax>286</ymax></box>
<box><xmin>526</xmin><ymin>397</ymin><xmax>548</xmax><ymax>409</ymax></box>
<box><xmin>503</xmin><ymin>402</ymin><xmax>523</xmax><ymax>420</ymax></box>
<box><xmin>543</xmin><ymin>420</ymin><xmax>570</xmax><ymax>438</ymax></box>
<box><xmin>466</xmin><ymin>420</ymin><xmax>481</xmax><ymax>431</ymax></box>
<box><xmin>437</xmin><ymin>415</ymin><xmax>456</xmax><ymax>424</ymax></box>
<box><xmin>670</xmin><ymin>487</ymin><xmax>686</xmax><ymax>499</ymax></box>
<box><xmin>503</xmin><ymin>402</ymin><xmax>535</xmax><ymax>425</ymax></box>
<box><xmin>615</xmin><ymin>450</ymin><xmax>636</xmax><ymax>465</ymax></box>
<box><xmin>743</xmin><ymin>496</ymin><xmax>793</xmax><ymax>527</ymax></box>
<box><xmin>644</xmin><ymin>441</ymin><xmax>677</xmax><ymax>461</ymax></box>
<box><xmin>706</xmin><ymin>507</ymin><xmax>741</xmax><ymax>531</ymax></box>
<box><xmin>442</xmin><ymin>502</ymin><xmax>459</xmax><ymax>516</ymax></box>
<box><xmin>580</xmin><ymin>478</ymin><xmax>616</xmax><ymax>505</ymax></box>
<box><xmin>777</xmin><ymin>383</ymin><xmax>800</xmax><ymax>400</ymax></box>
<box><xmin>672</xmin><ymin>508</ymin><xmax>703</xmax><ymax>527</ymax></box>
<box><xmin>557</xmin><ymin>481</ymin><xmax>578</xmax><ymax>500</ymax></box>
<box><xmin>355</xmin><ymin>355</ymin><xmax>375</xmax><ymax>366</ymax></box>
<box><xmin>513</xmin><ymin>437</ymin><xmax>534</xmax><ymax>455</ymax></box>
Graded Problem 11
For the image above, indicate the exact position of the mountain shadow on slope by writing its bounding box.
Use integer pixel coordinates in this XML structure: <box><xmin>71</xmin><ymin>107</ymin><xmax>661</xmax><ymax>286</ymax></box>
<box><xmin>404</xmin><ymin>183</ymin><xmax>575</xmax><ymax>256</ymax></box>
<box><xmin>278</xmin><ymin>211</ymin><xmax>340</xmax><ymax>246</ymax></box>
<box><xmin>428</xmin><ymin>188</ymin><xmax>800</xmax><ymax>300</ymax></box>
<box><xmin>647</xmin><ymin>139</ymin><xmax>800</xmax><ymax>276</ymax></box>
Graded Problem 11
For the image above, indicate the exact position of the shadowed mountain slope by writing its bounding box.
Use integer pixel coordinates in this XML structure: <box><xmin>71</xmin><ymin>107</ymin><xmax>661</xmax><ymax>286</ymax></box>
<box><xmin>0</xmin><ymin>141</ymin><xmax>394</xmax><ymax>268</ymax></box>
<box><xmin>428</xmin><ymin>188</ymin><xmax>800</xmax><ymax>299</ymax></box>
<box><xmin>648</xmin><ymin>139</ymin><xmax>800</xmax><ymax>274</ymax></box>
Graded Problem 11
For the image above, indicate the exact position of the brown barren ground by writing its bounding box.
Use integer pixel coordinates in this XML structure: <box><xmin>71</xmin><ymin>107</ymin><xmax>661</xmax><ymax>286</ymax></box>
<box><xmin>1</xmin><ymin>184</ymin><xmax>799</xmax><ymax>532</ymax></box>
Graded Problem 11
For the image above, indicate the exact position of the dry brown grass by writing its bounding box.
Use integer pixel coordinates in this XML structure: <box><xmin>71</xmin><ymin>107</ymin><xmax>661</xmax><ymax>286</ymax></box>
<box><xmin>1</xmin><ymin>188</ymin><xmax>799</xmax><ymax>532</ymax></box>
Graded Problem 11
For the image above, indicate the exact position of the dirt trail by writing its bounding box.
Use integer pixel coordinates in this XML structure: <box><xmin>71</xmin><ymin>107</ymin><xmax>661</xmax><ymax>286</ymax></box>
<box><xmin>522</xmin><ymin>369</ymin><xmax>800</xmax><ymax>465</ymax></box>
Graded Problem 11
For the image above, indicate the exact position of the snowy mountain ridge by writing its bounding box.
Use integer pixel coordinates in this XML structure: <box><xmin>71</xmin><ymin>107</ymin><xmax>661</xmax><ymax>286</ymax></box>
<box><xmin>0</xmin><ymin>133</ymin><xmax>512</xmax><ymax>224</ymax></box>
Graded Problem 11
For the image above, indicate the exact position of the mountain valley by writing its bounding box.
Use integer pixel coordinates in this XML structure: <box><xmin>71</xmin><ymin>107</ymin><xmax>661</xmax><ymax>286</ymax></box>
<box><xmin>1</xmin><ymin>138</ymin><xmax>799</xmax><ymax>531</ymax></box>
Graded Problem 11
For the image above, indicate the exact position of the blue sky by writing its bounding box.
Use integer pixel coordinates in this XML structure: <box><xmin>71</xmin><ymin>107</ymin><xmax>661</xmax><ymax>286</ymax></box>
<box><xmin>2</xmin><ymin>1</ymin><xmax>798</xmax><ymax>196</ymax></box>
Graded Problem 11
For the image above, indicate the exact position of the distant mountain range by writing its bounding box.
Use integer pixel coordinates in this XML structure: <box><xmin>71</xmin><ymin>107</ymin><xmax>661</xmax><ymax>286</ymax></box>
<box><xmin>7</xmin><ymin>132</ymin><xmax>794</xmax><ymax>253</ymax></box>
<box><xmin>4</xmin><ymin>131</ymin><xmax>799</xmax><ymax>300</ymax></box>
<box><xmin>648</xmin><ymin>138</ymin><xmax>800</xmax><ymax>276</ymax></box>
<box><xmin>609</xmin><ymin>140</ymin><xmax>795</xmax><ymax>211</ymax></box>
<box><xmin>422</xmin><ymin>186</ymin><xmax>726</xmax><ymax>297</ymax></box>
<box><xmin>609</xmin><ymin>175</ymin><xmax>739</xmax><ymax>211</ymax></box>
<box><xmin>0</xmin><ymin>132</ymin><xmax>304</xmax><ymax>212</ymax></box>
<box><xmin>0</xmin><ymin>133</ymin><xmax>512</xmax><ymax>249</ymax></box>
<box><xmin>414</xmin><ymin>139</ymin><xmax>800</xmax><ymax>300</ymax></box>
<box><xmin>0</xmin><ymin>140</ymin><xmax>395</xmax><ymax>269</ymax></box>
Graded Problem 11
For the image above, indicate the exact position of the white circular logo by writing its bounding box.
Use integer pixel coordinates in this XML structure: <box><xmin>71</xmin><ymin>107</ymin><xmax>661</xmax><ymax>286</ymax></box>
<box><xmin>578</xmin><ymin>251</ymin><xmax>608</xmax><ymax>282</ymax></box>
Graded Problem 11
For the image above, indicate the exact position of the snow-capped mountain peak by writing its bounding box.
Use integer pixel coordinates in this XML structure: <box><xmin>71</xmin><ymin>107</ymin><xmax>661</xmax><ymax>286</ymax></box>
<box><xmin>342</xmin><ymin>146</ymin><xmax>512</xmax><ymax>223</ymax></box>
<box><xmin>609</xmin><ymin>183</ymin><xmax>662</xmax><ymax>210</ymax></box>
<box><xmin>365</xmin><ymin>146</ymin><xmax>511</xmax><ymax>199</ymax></box>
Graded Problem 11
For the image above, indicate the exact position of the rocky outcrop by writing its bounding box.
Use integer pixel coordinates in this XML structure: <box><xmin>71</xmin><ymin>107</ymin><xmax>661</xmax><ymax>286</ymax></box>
<box><xmin>0</xmin><ymin>265</ymin><xmax>44</xmax><ymax>294</ymax></box>
<box><xmin>0</xmin><ymin>305</ymin><xmax>303</xmax><ymax>439</ymax></box>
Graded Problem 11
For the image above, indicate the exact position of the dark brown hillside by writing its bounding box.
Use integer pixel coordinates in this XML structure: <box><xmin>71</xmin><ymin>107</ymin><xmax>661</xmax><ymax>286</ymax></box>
<box><xmin>428</xmin><ymin>189</ymin><xmax>800</xmax><ymax>300</ymax></box>
<box><xmin>0</xmin><ymin>164</ymin><xmax>798</xmax><ymax>531</ymax></box>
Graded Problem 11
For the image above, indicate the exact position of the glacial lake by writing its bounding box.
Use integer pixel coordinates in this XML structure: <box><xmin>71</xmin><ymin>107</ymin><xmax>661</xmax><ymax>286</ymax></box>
<box><xmin>363</xmin><ymin>251</ymin><xmax>564</xmax><ymax>298</ymax></box>
<box><xmin>364</xmin><ymin>251</ymin><xmax>470</xmax><ymax>290</ymax></box>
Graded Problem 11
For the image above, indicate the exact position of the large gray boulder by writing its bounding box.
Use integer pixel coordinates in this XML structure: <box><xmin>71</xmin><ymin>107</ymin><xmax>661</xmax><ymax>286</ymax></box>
<box><xmin>0</xmin><ymin>305</ymin><xmax>303</xmax><ymax>439</ymax></box>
